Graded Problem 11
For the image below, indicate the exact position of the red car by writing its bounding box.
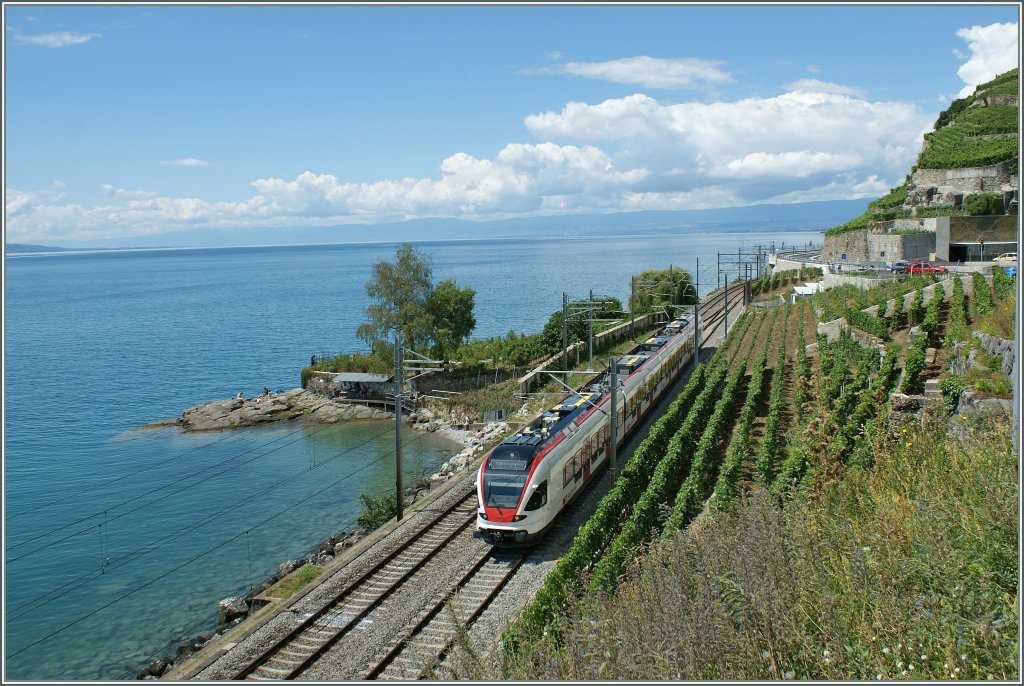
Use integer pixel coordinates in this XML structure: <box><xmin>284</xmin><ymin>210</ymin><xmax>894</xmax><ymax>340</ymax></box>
<box><xmin>904</xmin><ymin>261</ymin><xmax>947</xmax><ymax>274</ymax></box>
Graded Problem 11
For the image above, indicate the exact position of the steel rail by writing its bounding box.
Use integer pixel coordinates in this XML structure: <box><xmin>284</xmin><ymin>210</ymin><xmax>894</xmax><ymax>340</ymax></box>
<box><xmin>233</xmin><ymin>491</ymin><xmax>477</xmax><ymax>681</ymax></box>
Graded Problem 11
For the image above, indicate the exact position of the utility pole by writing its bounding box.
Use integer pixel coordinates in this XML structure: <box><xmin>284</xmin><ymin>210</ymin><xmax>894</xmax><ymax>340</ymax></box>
<box><xmin>723</xmin><ymin>274</ymin><xmax>729</xmax><ymax>340</ymax></box>
<box><xmin>717</xmin><ymin>252</ymin><xmax>721</xmax><ymax>290</ymax></box>
<box><xmin>630</xmin><ymin>275</ymin><xmax>636</xmax><ymax>337</ymax></box>
<box><xmin>669</xmin><ymin>264</ymin><xmax>675</xmax><ymax>308</ymax></box>
<box><xmin>393</xmin><ymin>332</ymin><xmax>404</xmax><ymax>522</ymax></box>
<box><xmin>588</xmin><ymin>289</ymin><xmax>594</xmax><ymax>371</ymax></box>
<box><xmin>693</xmin><ymin>303</ymin><xmax>700</xmax><ymax>371</ymax></box>
<box><xmin>609</xmin><ymin>357</ymin><xmax>618</xmax><ymax>477</ymax></box>
<box><xmin>562</xmin><ymin>291</ymin><xmax>568</xmax><ymax>373</ymax></box>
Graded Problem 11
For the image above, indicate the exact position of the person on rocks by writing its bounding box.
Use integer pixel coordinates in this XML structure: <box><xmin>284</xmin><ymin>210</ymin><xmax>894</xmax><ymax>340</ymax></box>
<box><xmin>235</xmin><ymin>392</ymin><xmax>244</xmax><ymax>400</ymax></box>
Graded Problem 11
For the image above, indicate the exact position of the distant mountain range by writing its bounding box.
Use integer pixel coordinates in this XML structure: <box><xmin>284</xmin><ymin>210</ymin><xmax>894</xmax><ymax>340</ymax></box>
<box><xmin>7</xmin><ymin>199</ymin><xmax>866</xmax><ymax>252</ymax></box>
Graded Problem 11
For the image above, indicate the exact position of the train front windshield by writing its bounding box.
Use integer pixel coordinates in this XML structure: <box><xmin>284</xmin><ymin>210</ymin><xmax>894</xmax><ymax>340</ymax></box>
<box><xmin>482</xmin><ymin>444</ymin><xmax>538</xmax><ymax>509</ymax></box>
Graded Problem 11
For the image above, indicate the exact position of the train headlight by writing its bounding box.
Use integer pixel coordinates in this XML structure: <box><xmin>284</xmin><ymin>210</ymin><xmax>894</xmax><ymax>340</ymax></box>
<box><xmin>479</xmin><ymin>511</ymin><xmax>488</xmax><ymax>520</ymax></box>
<box><xmin>512</xmin><ymin>514</ymin><xmax>527</xmax><ymax>522</ymax></box>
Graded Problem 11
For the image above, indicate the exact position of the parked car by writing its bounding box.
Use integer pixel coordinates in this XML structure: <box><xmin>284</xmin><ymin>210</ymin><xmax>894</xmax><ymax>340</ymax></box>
<box><xmin>904</xmin><ymin>261</ymin><xmax>947</xmax><ymax>274</ymax></box>
<box><xmin>889</xmin><ymin>260</ymin><xmax>910</xmax><ymax>273</ymax></box>
<box><xmin>993</xmin><ymin>252</ymin><xmax>1017</xmax><ymax>263</ymax></box>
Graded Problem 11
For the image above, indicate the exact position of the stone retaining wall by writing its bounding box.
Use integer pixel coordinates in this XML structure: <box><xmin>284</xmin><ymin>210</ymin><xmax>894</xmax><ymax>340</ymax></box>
<box><xmin>972</xmin><ymin>331</ymin><xmax>1016</xmax><ymax>377</ymax></box>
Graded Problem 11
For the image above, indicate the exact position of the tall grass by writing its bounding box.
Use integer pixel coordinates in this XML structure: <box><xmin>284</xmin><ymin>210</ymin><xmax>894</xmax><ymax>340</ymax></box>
<box><xmin>492</xmin><ymin>414</ymin><xmax>1017</xmax><ymax>681</ymax></box>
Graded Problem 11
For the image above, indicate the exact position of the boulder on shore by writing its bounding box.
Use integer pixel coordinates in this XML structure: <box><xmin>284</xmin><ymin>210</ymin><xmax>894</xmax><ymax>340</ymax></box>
<box><xmin>165</xmin><ymin>389</ymin><xmax>393</xmax><ymax>432</ymax></box>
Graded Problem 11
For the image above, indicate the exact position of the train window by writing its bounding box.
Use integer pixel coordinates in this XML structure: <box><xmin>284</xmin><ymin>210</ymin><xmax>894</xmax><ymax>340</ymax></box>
<box><xmin>563</xmin><ymin>461</ymin><xmax>574</xmax><ymax>487</ymax></box>
<box><xmin>525</xmin><ymin>481</ymin><xmax>548</xmax><ymax>511</ymax></box>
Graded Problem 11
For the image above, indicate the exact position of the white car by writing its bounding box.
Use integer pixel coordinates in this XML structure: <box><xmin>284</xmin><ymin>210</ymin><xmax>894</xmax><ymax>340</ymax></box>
<box><xmin>993</xmin><ymin>252</ymin><xmax>1017</xmax><ymax>263</ymax></box>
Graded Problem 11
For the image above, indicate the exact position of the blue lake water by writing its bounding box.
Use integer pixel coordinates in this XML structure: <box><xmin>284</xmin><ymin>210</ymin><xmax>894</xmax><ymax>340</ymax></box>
<box><xmin>3</xmin><ymin>228</ymin><xmax>821</xmax><ymax>679</ymax></box>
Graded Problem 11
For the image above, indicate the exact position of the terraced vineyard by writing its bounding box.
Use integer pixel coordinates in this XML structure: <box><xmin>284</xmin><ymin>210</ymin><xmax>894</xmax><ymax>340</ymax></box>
<box><xmin>501</xmin><ymin>268</ymin><xmax>1015</xmax><ymax>679</ymax></box>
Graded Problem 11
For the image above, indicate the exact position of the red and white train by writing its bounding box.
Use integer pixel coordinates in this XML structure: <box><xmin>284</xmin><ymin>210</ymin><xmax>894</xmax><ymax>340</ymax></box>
<box><xmin>475</xmin><ymin>316</ymin><xmax>696</xmax><ymax>546</ymax></box>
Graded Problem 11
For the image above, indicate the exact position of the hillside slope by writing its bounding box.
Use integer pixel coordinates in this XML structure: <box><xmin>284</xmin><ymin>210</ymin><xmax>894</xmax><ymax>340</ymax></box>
<box><xmin>823</xmin><ymin>68</ymin><xmax>1019</xmax><ymax>240</ymax></box>
<box><xmin>485</xmin><ymin>266</ymin><xmax>1016</xmax><ymax>681</ymax></box>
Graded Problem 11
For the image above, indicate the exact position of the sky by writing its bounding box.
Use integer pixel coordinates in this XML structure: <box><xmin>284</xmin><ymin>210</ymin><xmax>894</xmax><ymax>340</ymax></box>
<box><xmin>3</xmin><ymin>2</ymin><xmax>1020</xmax><ymax>245</ymax></box>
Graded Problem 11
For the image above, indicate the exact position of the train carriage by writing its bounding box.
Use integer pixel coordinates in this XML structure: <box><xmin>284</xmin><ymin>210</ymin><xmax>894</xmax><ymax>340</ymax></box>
<box><xmin>476</xmin><ymin>316</ymin><xmax>695</xmax><ymax>545</ymax></box>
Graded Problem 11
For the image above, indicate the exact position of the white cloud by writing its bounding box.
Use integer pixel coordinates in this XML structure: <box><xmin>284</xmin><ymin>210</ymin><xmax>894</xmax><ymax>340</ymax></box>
<box><xmin>6</xmin><ymin>77</ymin><xmax>935</xmax><ymax>242</ymax></box>
<box><xmin>524</xmin><ymin>88</ymin><xmax>930</xmax><ymax>203</ymax></box>
<box><xmin>954</xmin><ymin>22</ymin><xmax>1019</xmax><ymax>97</ymax></box>
<box><xmin>541</xmin><ymin>56</ymin><xmax>731</xmax><ymax>89</ymax></box>
<box><xmin>160</xmin><ymin>158</ymin><xmax>213</xmax><ymax>167</ymax></box>
<box><xmin>782</xmin><ymin>78</ymin><xmax>867</xmax><ymax>98</ymax></box>
<box><xmin>99</xmin><ymin>184</ymin><xmax>158</xmax><ymax>199</ymax></box>
<box><xmin>14</xmin><ymin>31</ymin><xmax>100</xmax><ymax>48</ymax></box>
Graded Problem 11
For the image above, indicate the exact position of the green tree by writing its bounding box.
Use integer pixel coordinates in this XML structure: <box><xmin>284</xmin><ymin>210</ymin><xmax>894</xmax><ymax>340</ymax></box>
<box><xmin>630</xmin><ymin>267</ymin><xmax>696</xmax><ymax>314</ymax></box>
<box><xmin>356</xmin><ymin>243</ymin><xmax>435</xmax><ymax>352</ymax></box>
<box><xmin>428</xmin><ymin>278</ymin><xmax>476</xmax><ymax>361</ymax></box>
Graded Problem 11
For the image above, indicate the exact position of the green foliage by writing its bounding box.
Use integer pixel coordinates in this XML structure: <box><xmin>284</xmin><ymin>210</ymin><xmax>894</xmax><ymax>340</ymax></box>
<box><xmin>823</xmin><ymin>211</ymin><xmax>872</xmax><ymax>237</ymax></box>
<box><xmin>913</xmin><ymin>204</ymin><xmax>967</xmax><ymax>218</ymax></box>
<box><xmin>274</xmin><ymin>564</ymin><xmax>326</xmax><ymax>600</ymax></box>
<box><xmin>355</xmin><ymin>243</ymin><xmax>437</xmax><ymax>351</ymax></box>
<box><xmin>751</xmin><ymin>267</ymin><xmax>820</xmax><ymax>296</ymax></box>
<box><xmin>502</xmin><ymin>419</ymin><xmax>1018</xmax><ymax>682</ymax></box>
<box><xmin>428</xmin><ymin>278</ymin><xmax>477</xmax><ymax>361</ymax></box>
<box><xmin>710</xmin><ymin>352</ymin><xmax>769</xmax><ymax>510</ymax></box>
<box><xmin>356</xmin><ymin>492</ymin><xmax>400</xmax><ymax>530</ymax></box>
<box><xmin>631</xmin><ymin>267</ymin><xmax>697</xmax><ymax>314</ymax></box>
<box><xmin>845</xmin><ymin>309</ymin><xmax>889</xmax><ymax>340</ymax></box>
<box><xmin>972</xmin><ymin>272</ymin><xmax>993</xmax><ymax>317</ymax></box>
<box><xmin>939</xmin><ymin>375</ymin><xmax>967</xmax><ymax>414</ymax></box>
<box><xmin>539</xmin><ymin>297</ymin><xmax>622</xmax><ymax>358</ymax></box>
<box><xmin>301</xmin><ymin>350</ymin><xmax>393</xmax><ymax>388</ymax></box>
<box><xmin>918</xmin><ymin>122</ymin><xmax>1018</xmax><ymax>170</ymax></box>
<box><xmin>975</xmin><ymin>67</ymin><xmax>1018</xmax><ymax>92</ymax></box>
<box><xmin>505</xmin><ymin>362</ymin><xmax>713</xmax><ymax>651</ymax></box>
<box><xmin>909</xmin><ymin>287</ymin><xmax>926</xmax><ymax>326</ymax></box>
<box><xmin>755</xmin><ymin>319</ymin><xmax>789</xmax><ymax>482</ymax></box>
<box><xmin>964</xmin><ymin>192</ymin><xmax>1003</xmax><ymax>216</ymax></box>
<box><xmin>933</xmin><ymin>95</ymin><xmax>974</xmax><ymax>130</ymax></box>
<box><xmin>868</xmin><ymin>184</ymin><xmax>908</xmax><ymax>210</ymax></box>
<box><xmin>992</xmin><ymin>267</ymin><xmax>1014</xmax><ymax>301</ymax></box>
<box><xmin>662</xmin><ymin>362</ymin><xmax>748</xmax><ymax>535</ymax></box>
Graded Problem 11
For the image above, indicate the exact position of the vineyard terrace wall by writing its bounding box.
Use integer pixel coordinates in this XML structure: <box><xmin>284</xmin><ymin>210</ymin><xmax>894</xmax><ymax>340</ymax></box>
<box><xmin>821</xmin><ymin>228</ymin><xmax>935</xmax><ymax>263</ymax></box>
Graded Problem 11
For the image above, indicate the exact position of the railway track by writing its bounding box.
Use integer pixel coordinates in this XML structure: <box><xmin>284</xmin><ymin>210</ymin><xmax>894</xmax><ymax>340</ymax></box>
<box><xmin>361</xmin><ymin>549</ymin><xmax>525</xmax><ymax>680</ymax></box>
<box><xmin>695</xmin><ymin>281</ymin><xmax>749</xmax><ymax>348</ymax></box>
<box><xmin>233</xmin><ymin>491</ymin><xmax>479</xmax><ymax>681</ymax></box>
<box><xmin>222</xmin><ymin>284</ymin><xmax>747</xmax><ymax>681</ymax></box>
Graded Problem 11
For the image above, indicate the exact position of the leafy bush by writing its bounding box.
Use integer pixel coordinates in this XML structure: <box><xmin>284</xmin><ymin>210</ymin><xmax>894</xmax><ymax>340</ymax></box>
<box><xmin>992</xmin><ymin>268</ymin><xmax>1014</xmax><ymax>301</ymax></box>
<box><xmin>972</xmin><ymin>272</ymin><xmax>993</xmax><ymax>316</ymax></box>
<box><xmin>357</xmin><ymin>492</ymin><xmax>400</xmax><ymax>530</ymax></box>
<box><xmin>939</xmin><ymin>375</ymin><xmax>967</xmax><ymax>414</ymax></box>
<box><xmin>964</xmin><ymin>192</ymin><xmax>1003</xmax><ymax>216</ymax></box>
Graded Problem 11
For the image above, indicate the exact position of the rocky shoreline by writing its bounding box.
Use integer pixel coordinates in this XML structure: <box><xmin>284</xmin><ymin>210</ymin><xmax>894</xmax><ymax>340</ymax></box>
<box><xmin>140</xmin><ymin>388</ymin><xmax>397</xmax><ymax>432</ymax></box>
<box><xmin>136</xmin><ymin>399</ymin><xmax>517</xmax><ymax>679</ymax></box>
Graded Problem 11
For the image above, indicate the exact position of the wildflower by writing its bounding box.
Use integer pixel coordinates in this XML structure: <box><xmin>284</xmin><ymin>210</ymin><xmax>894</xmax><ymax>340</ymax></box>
<box><xmin>908</xmin><ymin>664</ymin><xmax>914</xmax><ymax>670</ymax></box>
<box><xmin>961</xmin><ymin>654</ymin><xmax>967</xmax><ymax>662</ymax></box>
<box><xmin>897</xmin><ymin>662</ymin><xmax>903</xmax><ymax>668</ymax></box>
<box><xmin>954</xmin><ymin>667</ymin><xmax>960</xmax><ymax>674</ymax></box>
<box><xmin>761</xmin><ymin>650</ymin><xmax>770</xmax><ymax>659</ymax></box>
<box><xmin>920</xmin><ymin>654</ymin><xmax>927</xmax><ymax>660</ymax></box>
<box><xmin>901</xmin><ymin>670</ymin><xmax>908</xmax><ymax>676</ymax></box>
<box><xmin>823</xmin><ymin>649</ymin><xmax>830</xmax><ymax>657</ymax></box>
<box><xmin>882</xmin><ymin>647</ymin><xmax>890</xmax><ymax>654</ymax></box>
<box><xmin>784</xmin><ymin>670</ymin><xmax>795</xmax><ymax>680</ymax></box>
